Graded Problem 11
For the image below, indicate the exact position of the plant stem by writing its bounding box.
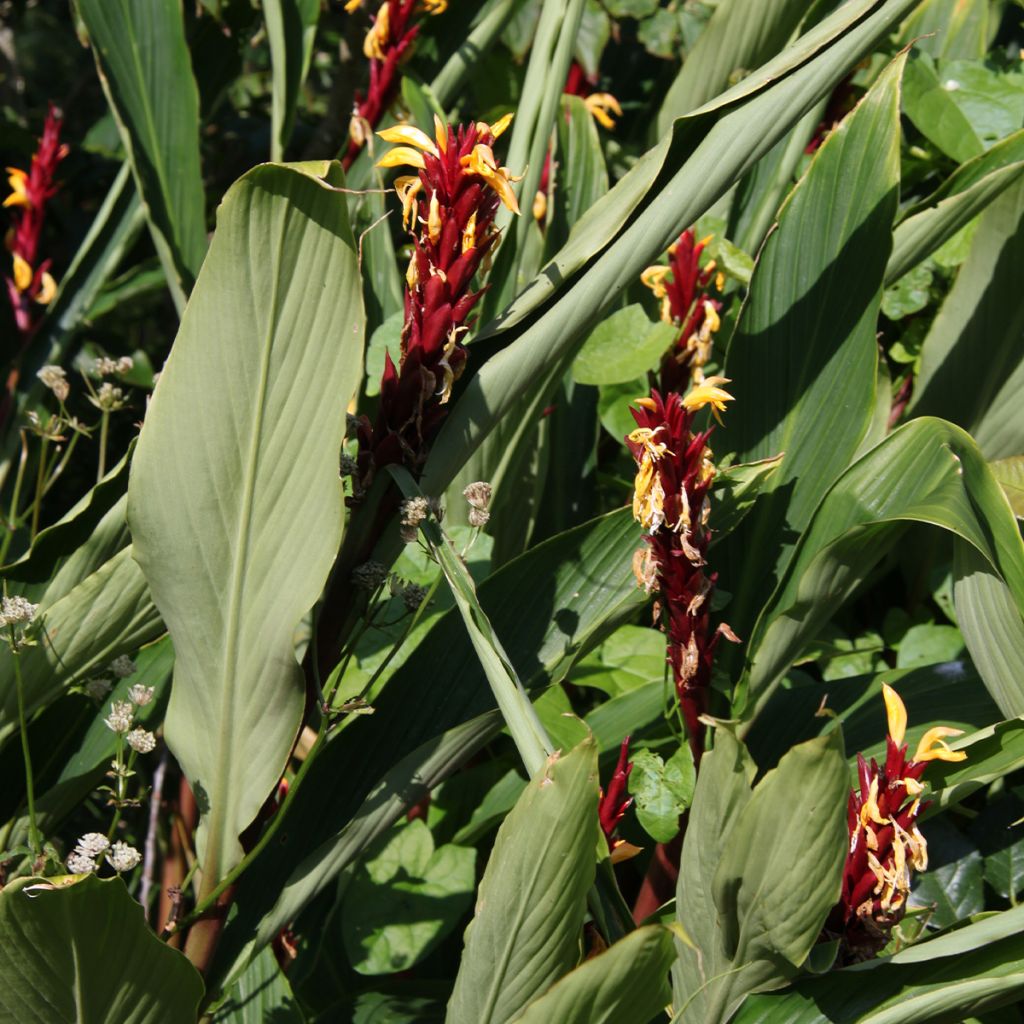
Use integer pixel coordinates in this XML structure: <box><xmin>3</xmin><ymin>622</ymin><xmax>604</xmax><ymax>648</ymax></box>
<box><xmin>12</xmin><ymin>638</ymin><xmax>40</xmax><ymax>858</ymax></box>
<box><xmin>97</xmin><ymin>410</ymin><xmax>110</xmax><ymax>483</ymax></box>
<box><xmin>0</xmin><ymin>431</ymin><xmax>30</xmax><ymax>563</ymax></box>
<box><xmin>29</xmin><ymin>437</ymin><xmax>48</xmax><ymax>540</ymax></box>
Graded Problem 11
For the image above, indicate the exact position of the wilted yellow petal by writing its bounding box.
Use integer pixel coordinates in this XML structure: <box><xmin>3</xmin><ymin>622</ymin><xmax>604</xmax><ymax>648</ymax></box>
<box><xmin>640</xmin><ymin>265</ymin><xmax>669</xmax><ymax>298</ymax></box>
<box><xmin>4</xmin><ymin>167</ymin><xmax>29</xmax><ymax>209</ymax></box>
<box><xmin>394</xmin><ymin>175</ymin><xmax>422</xmax><ymax>231</ymax></box>
<box><xmin>489</xmin><ymin>112</ymin><xmax>514</xmax><ymax>139</ymax></box>
<box><xmin>461</xmin><ymin>210</ymin><xmax>477</xmax><ymax>253</ymax></box>
<box><xmin>12</xmin><ymin>253</ymin><xmax>32</xmax><ymax>292</ymax></box>
<box><xmin>34</xmin><ymin>271</ymin><xmax>57</xmax><ymax>305</ymax></box>
<box><xmin>584</xmin><ymin>93</ymin><xmax>622</xmax><ymax>130</ymax></box>
<box><xmin>461</xmin><ymin>144</ymin><xmax>520</xmax><ymax>215</ymax></box>
<box><xmin>913</xmin><ymin>726</ymin><xmax>967</xmax><ymax>763</ymax></box>
<box><xmin>377</xmin><ymin>123</ymin><xmax>438</xmax><ymax>154</ymax></box>
<box><xmin>881</xmin><ymin>683</ymin><xmax>907</xmax><ymax>747</ymax></box>
<box><xmin>363</xmin><ymin>2</ymin><xmax>390</xmax><ymax>59</ymax></box>
<box><xmin>377</xmin><ymin>146</ymin><xmax>427</xmax><ymax>170</ymax></box>
<box><xmin>427</xmin><ymin>192</ymin><xmax>442</xmax><ymax>244</ymax></box>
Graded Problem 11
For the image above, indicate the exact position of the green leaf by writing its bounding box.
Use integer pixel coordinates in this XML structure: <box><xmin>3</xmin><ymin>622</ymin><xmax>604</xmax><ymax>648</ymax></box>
<box><xmin>629</xmin><ymin>746</ymin><xmax>696</xmax><ymax>843</ymax></box>
<box><xmin>573</xmin><ymin>1</ymin><xmax>611</xmax><ymax>79</ymax></box>
<box><xmin>77</xmin><ymin>0</ymin><xmax>207</xmax><ymax>307</ymax></box>
<box><xmin>445</xmin><ymin>738</ymin><xmax>599</xmax><ymax>1024</ymax></box>
<box><xmin>907</xmin><ymin>177</ymin><xmax>1024</xmax><ymax>460</ymax></box>
<box><xmin>935</xmin><ymin>59</ymin><xmax>1024</xmax><ymax>150</ymax></box>
<box><xmin>512</xmin><ymin>924</ymin><xmax>675</xmax><ymax>1024</ymax></box>
<box><xmin>902</xmin><ymin>50</ymin><xmax>985</xmax><ymax>163</ymax></box>
<box><xmin>572</xmin><ymin>305</ymin><xmax>676</xmax><ymax>386</ymax></box>
<box><xmin>894</xmin><ymin>622</ymin><xmax>964</xmax><ymax>668</ymax></box>
<box><xmin>711</xmin><ymin>454</ymin><xmax>785</xmax><ymax>540</ymax></box>
<box><xmin>265</xmin><ymin>0</ymin><xmax>320</xmax><ymax>162</ymax></box>
<box><xmin>897</xmin><ymin>0</ymin><xmax>989</xmax><ymax>61</ymax></box>
<box><xmin>907</xmin><ymin>818</ymin><xmax>984</xmax><ymax>929</ymax></box>
<box><xmin>341</xmin><ymin>820</ymin><xmax>476</xmax><ymax>976</ymax></box>
<box><xmin>969</xmin><ymin>790</ymin><xmax>1024</xmax><ymax>902</ymax></box>
<box><xmin>572</xmin><ymin>624</ymin><xmax>666</xmax><ymax>697</ymax></box>
<box><xmin>657</xmin><ymin>0</ymin><xmax>812</xmax><ymax>131</ymax></box>
<box><xmin>212</xmin><ymin>946</ymin><xmax>304</xmax><ymax>1022</ymax></box>
<box><xmin>881</xmin><ymin>264</ymin><xmax>933</xmax><ymax>320</ymax></box>
<box><xmin>716</xmin><ymin>54</ymin><xmax>903</xmax><ymax>647</ymax></box>
<box><xmin>127</xmin><ymin>162</ymin><xmax>364</xmax><ymax>893</ymax></box>
<box><xmin>0</xmin><ymin>875</ymin><xmax>204</xmax><ymax>1022</ymax></box>
<box><xmin>989</xmin><ymin>456</ymin><xmax>1024</xmax><ymax>518</ymax></box>
<box><xmin>886</xmin><ymin>128</ymin><xmax>1024</xmax><ymax>284</ymax></box>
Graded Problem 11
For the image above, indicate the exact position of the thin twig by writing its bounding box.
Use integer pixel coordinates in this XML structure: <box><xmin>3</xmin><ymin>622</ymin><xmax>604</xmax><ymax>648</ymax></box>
<box><xmin>141</xmin><ymin>747</ymin><xmax>167</xmax><ymax>922</ymax></box>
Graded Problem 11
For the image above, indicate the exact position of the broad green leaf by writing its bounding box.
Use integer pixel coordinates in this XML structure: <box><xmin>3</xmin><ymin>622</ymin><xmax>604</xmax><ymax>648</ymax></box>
<box><xmin>0</xmin><ymin>546</ymin><xmax>162</xmax><ymax>751</ymax></box>
<box><xmin>937</xmin><ymin>59</ymin><xmax>1024</xmax><ymax>149</ymax></box>
<box><xmin>907</xmin><ymin>178</ymin><xmax>1024</xmax><ymax>459</ymax></box>
<box><xmin>657</xmin><ymin>0</ymin><xmax>812</xmax><ymax>132</ymax></box>
<box><xmin>969</xmin><ymin>791</ymin><xmax>1024</xmax><ymax>902</ymax></box>
<box><xmin>929</xmin><ymin>718</ymin><xmax>1024</xmax><ymax>811</ymax></box>
<box><xmin>886</xmin><ymin>129</ymin><xmax>1024</xmax><ymax>284</ymax></box>
<box><xmin>265</xmin><ymin>0</ymin><xmax>320</xmax><ymax>162</ymax></box>
<box><xmin>549</xmin><ymin>94</ymin><xmax>609</xmax><ymax>252</ymax></box>
<box><xmin>716</xmin><ymin>55</ymin><xmax>902</xmax><ymax>647</ymax></box>
<box><xmin>573</xmin><ymin>0</ymin><xmax>611</xmax><ymax>79</ymax></box>
<box><xmin>422</xmin><ymin>0</ymin><xmax>921</xmax><ymax>499</ymax></box>
<box><xmin>989</xmin><ymin>455</ymin><xmax>1024</xmax><ymax>518</ymax></box>
<box><xmin>0</xmin><ymin>875</ymin><xmax>203</xmax><ymax>1022</ymax></box>
<box><xmin>341</xmin><ymin>820</ymin><xmax>476</xmax><ymax>976</ymax></box>
<box><xmin>893</xmin><ymin>621</ymin><xmax>964</xmax><ymax>668</ymax></box>
<box><xmin>907</xmin><ymin>817</ymin><xmax>984</xmax><ymax>929</ymax></box>
<box><xmin>77</xmin><ymin>0</ymin><xmax>207</xmax><ymax>307</ymax></box>
<box><xmin>572</xmin><ymin>305</ymin><xmax>676</xmax><ymax>386</ymax></box>
<box><xmin>711</xmin><ymin>454</ymin><xmax>785</xmax><ymax>540</ymax></box>
<box><xmin>572</xmin><ymin>624</ymin><xmax>665</xmax><ymax>697</ymax></box>
<box><xmin>672</xmin><ymin>730</ymin><xmax>757</xmax><ymax>1019</ymax></box>
<box><xmin>682</xmin><ymin>731</ymin><xmax>848</xmax><ymax>1024</ymax></box>
<box><xmin>902</xmin><ymin>50</ymin><xmax>985</xmax><ymax>163</ymax></box>
<box><xmin>743</xmin><ymin>417</ymin><xmax>1024</xmax><ymax>713</ymax></box>
<box><xmin>513</xmin><ymin>924</ymin><xmax>675</xmax><ymax>1024</ymax></box>
<box><xmin>628</xmin><ymin>746</ymin><xmax>695</xmax><ymax>843</ymax></box>
<box><xmin>211</xmin><ymin>508</ymin><xmax>643</xmax><ymax>988</ymax></box>
<box><xmin>445</xmin><ymin>738</ymin><xmax>599</xmax><ymax>1024</ymax></box>
<box><xmin>212</xmin><ymin>946</ymin><xmax>304</xmax><ymax>1023</ymax></box>
<box><xmin>897</xmin><ymin>0</ymin><xmax>989</xmax><ymax>61</ymax></box>
<box><xmin>128</xmin><ymin>162</ymin><xmax>364</xmax><ymax>893</ymax></box>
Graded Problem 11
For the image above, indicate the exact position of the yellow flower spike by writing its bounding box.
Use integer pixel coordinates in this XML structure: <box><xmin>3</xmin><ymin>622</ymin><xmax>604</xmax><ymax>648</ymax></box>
<box><xmin>363</xmin><ymin>2</ymin><xmax>390</xmax><ymax>59</ymax></box>
<box><xmin>681</xmin><ymin>375</ymin><xmax>734</xmax><ymax>423</ymax></box>
<box><xmin>4</xmin><ymin>167</ymin><xmax>30</xmax><ymax>209</ymax></box>
<box><xmin>394</xmin><ymin>175</ymin><xmax>423</xmax><ymax>231</ymax></box>
<box><xmin>34</xmin><ymin>271</ymin><xmax>57</xmax><ymax>305</ymax></box>
<box><xmin>12</xmin><ymin>253</ymin><xmax>32</xmax><ymax>292</ymax></box>
<box><xmin>913</xmin><ymin>726</ymin><xmax>967</xmax><ymax>763</ymax></box>
<box><xmin>377</xmin><ymin>123</ymin><xmax>439</xmax><ymax>155</ymax></box>
<box><xmin>427</xmin><ymin>191</ymin><xmax>442</xmax><ymax>244</ymax></box>
<box><xmin>460</xmin><ymin>144</ymin><xmax>520</xmax><ymax>215</ymax></box>
<box><xmin>488</xmin><ymin>112</ymin><xmax>514</xmax><ymax>139</ymax></box>
<box><xmin>584</xmin><ymin>92</ymin><xmax>623</xmax><ymax>131</ymax></box>
<box><xmin>461</xmin><ymin>210</ymin><xmax>477</xmax><ymax>253</ymax></box>
<box><xmin>377</xmin><ymin>146</ymin><xmax>428</xmax><ymax>170</ymax></box>
<box><xmin>881</xmin><ymin>683</ymin><xmax>907</xmax><ymax>747</ymax></box>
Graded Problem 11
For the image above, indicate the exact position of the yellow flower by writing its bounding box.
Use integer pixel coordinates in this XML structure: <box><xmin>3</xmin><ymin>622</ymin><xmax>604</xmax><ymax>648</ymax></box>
<box><xmin>460</xmin><ymin>143</ymin><xmax>521</xmax><ymax>215</ymax></box>
<box><xmin>343</xmin><ymin>0</ymin><xmax>364</xmax><ymax>11</ymax></box>
<box><xmin>627</xmin><ymin>426</ymin><xmax>670</xmax><ymax>531</ymax></box>
<box><xmin>681</xmin><ymin>376</ymin><xmax>733</xmax><ymax>423</ymax></box>
<box><xmin>363</xmin><ymin>2</ymin><xmax>390</xmax><ymax>59</ymax></box>
<box><xmin>881</xmin><ymin>683</ymin><xmax>907</xmax><ymax>747</ymax></box>
<box><xmin>12</xmin><ymin>253</ymin><xmax>32</xmax><ymax>292</ymax></box>
<box><xmin>532</xmin><ymin>189</ymin><xmax>547</xmax><ymax>223</ymax></box>
<box><xmin>584</xmin><ymin>93</ymin><xmax>623</xmax><ymax>131</ymax></box>
<box><xmin>914</xmin><ymin>726</ymin><xmax>967</xmax><ymax>763</ymax></box>
<box><xmin>422</xmin><ymin>0</ymin><xmax>447</xmax><ymax>12</ymax></box>
<box><xmin>461</xmin><ymin>211</ymin><xmax>477</xmax><ymax>253</ymax></box>
<box><xmin>4</xmin><ymin>167</ymin><xmax>29</xmax><ymax>209</ymax></box>
<box><xmin>640</xmin><ymin>265</ymin><xmax>673</xmax><ymax>322</ymax></box>
<box><xmin>34</xmin><ymin>271</ymin><xmax>57</xmax><ymax>305</ymax></box>
<box><xmin>482</xmin><ymin>112</ymin><xmax>514</xmax><ymax>140</ymax></box>
<box><xmin>394</xmin><ymin>175</ymin><xmax>423</xmax><ymax>231</ymax></box>
<box><xmin>427</xmin><ymin>191</ymin><xmax>442</xmax><ymax>244</ymax></box>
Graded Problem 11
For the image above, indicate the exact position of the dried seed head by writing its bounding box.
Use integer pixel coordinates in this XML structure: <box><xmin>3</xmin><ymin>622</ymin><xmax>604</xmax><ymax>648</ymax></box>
<box><xmin>127</xmin><ymin>684</ymin><xmax>154</xmax><ymax>707</ymax></box>
<box><xmin>110</xmin><ymin>654</ymin><xmax>137</xmax><ymax>679</ymax></box>
<box><xmin>126</xmin><ymin>728</ymin><xmax>156</xmax><ymax>754</ymax></box>
<box><xmin>340</xmin><ymin>453</ymin><xmax>359</xmax><ymax>477</ymax></box>
<box><xmin>399</xmin><ymin>496</ymin><xmax>430</xmax><ymax>542</ymax></box>
<box><xmin>85</xmin><ymin>678</ymin><xmax>113</xmax><ymax>700</ymax></box>
<box><xmin>467</xmin><ymin>506</ymin><xmax>490</xmax><ymax>528</ymax></box>
<box><xmin>462</xmin><ymin>481</ymin><xmax>492</xmax><ymax>511</ymax></box>
<box><xmin>352</xmin><ymin>561</ymin><xmax>388</xmax><ymax>591</ymax></box>
<box><xmin>107</xmin><ymin>841</ymin><xmax>141</xmax><ymax>873</ymax></box>
<box><xmin>401</xmin><ymin>582</ymin><xmax>427</xmax><ymax>612</ymax></box>
<box><xmin>37</xmin><ymin>364</ymin><xmax>69</xmax><ymax>401</ymax></box>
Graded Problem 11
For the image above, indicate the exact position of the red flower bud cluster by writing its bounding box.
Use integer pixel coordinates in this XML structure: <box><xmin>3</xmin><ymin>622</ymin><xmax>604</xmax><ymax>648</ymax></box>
<box><xmin>825</xmin><ymin>684</ymin><xmax>967</xmax><ymax>962</ymax></box>
<box><xmin>4</xmin><ymin>104</ymin><xmax>67</xmax><ymax>339</ymax></box>
<box><xmin>352</xmin><ymin>117</ymin><xmax>519</xmax><ymax>485</ymax></box>
<box><xmin>642</xmin><ymin>229</ymin><xmax>722</xmax><ymax>395</ymax></box>
<box><xmin>598</xmin><ymin>736</ymin><xmax>634</xmax><ymax>847</ymax></box>
<box><xmin>625</xmin><ymin>384</ymin><xmax>737</xmax><ymax>761</ymax></box>
<box><xmin>342</xmin><ymin>0</ymin><xmax>446</xmax><ymax>171</ymax></box>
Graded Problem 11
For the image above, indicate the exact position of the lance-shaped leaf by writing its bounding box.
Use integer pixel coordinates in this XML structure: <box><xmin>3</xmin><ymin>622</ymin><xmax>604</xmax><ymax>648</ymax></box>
<box><xmin>422</xmin><ymin>0</ymin><xmax>919</xmax><ymax>499</ymax></box>
<box><xmin>128</xmin><ymin>161</ymin><xmax>364</xmax><ymax>893</ymax></box>
<box><xmin>212</xmin><ymin>946</ymin><xmax>304</xmax><ymax>1023</ymax></box>
<box><xmin>715</xmin><ymin>53</ymin><xmax>903</xmax><ymax>652</ymax></box>
<box><xmin>265</xmin><ymin>0</ymin><xmax>320</xmax><ymax>162</ymax></box>
<box><xmin>445</xmin><ymin>737</ymin><xmax>599</xmax><ymax>1024</ymax></box>
<box><xmin>0</xmin><ymin>875</ymin><xmax>204</xmax><ymax>1023</ymax></box>
<box><xmin>77</xmin><ymin>0</ymin><xmax>207</xmax><ymax>307</ymax></box>
<box><xmin>513</xmin><ymin>925</ymin><xmax>675</xmax><ymax>1024</ymax></box>
<box><xmin>743</xmin><ymin>418</ymin><xmax>1024</xmax><ymax>715</ymax></box>
<box><xmin>907</xmin><ymin>177</ymin><xmax>1024</xmax><ymax>460</ymax></box>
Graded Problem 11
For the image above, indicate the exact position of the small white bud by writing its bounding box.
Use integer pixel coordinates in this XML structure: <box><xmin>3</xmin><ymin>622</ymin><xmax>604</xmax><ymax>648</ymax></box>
<box><xmin>75</xmin><ymin>832</ymin><xmax>110</xmax><ymax>857</ymax></box>
<box><xmin>106</xmin><ymin>841</ymin><xmax>141</xmax><ymax>873</ymax></box>
<box><xmin>127</xmin><ymin>683</ymin><xmax>154</xmax><ymax>706</ymax></box>
<box><xmin>104</xmin><ymin>700</ymin><xmax>134</xmax><ymax>734</ymax></box>
<box><xmin>66</xmin><ymin>851</ymin><xmax>98</xmax><ymax>874</ymax></box>
<box><xmin>126</xmin><ymin>728</ymin><xmax>156</xmax><ymax>754</ymax></box>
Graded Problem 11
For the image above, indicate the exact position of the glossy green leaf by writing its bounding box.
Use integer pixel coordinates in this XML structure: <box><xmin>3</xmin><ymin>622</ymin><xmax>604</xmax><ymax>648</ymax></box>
<box><xmin>265</xmin><ymin>0</ymin><xmax>320</xmax><ymax>162</ymax></box>
<box><xmin>77</xmin><ymin>0</ymin><xmax>207</xmax><ymax>307</ymax></box>
<box><xmin>902</xmin><ymin>50</ymin><xmax>985</xmax><ymax>163</ymax></box>
<box><xmin>572</xmin><ymin>624</ymin><xmax>665</xmax><ymax>697</ymax></box>
<box><xmin>744</xmin><ymin>417</ymin><xmax>1024</xmax><ymax>714</ymax></box>
<box><xmin>907</xmin><ymin>817</ymin><xmax>984</xmax><ymax>929</ymax></box>
<box><xmin>445</xmin><ymin>737</ymin><xmax>599</xmax><ymax>1024</ymax></box>
<box><xmin>513</xmin><ymin>924</ymin><xmax>675</xmax><ymax>1024</ymax></box>
<box><xmin>886</xmin><ymin>129</ymin><xmax>1024</xmax><ymax>284</ymax></box>
<box><xmin>907</xmin><ymin>178</ymin><xmax>1024</xmax><ymax>460</ymax></box>
<box><xmin>657</xmin><ymin>0</ymin><xmax>812</xmax><ymax>131</ymax></box>
<box><xmin>711</xmin><ymin>454</ymin><xmax>785</xmax><ymax>540</ymax></box>
<box><xmin>128</xmin><ymin>161</ymin><xmax>364</xmax><ymax>893</ymax></box>
<box><xmin>929</xmin><ymin>718</ymin><xmax>1024</xmax><ymax>811</ymax></box>
<box><xmin>897</xmin><ymin>0</ymin><xmax>989</xmax><ymax>61</ymax></box>
<box><xmin>989</xmin><ymin>456</ymin><xmax>1024</xmax><ymax>518</ymax></box>
<box><xmin>572</xmin><ymin>305</ymin><xmax>676</xmax><ymax>386</ymax></box>
<box><xmin>0</xmin><ymin>875</ymin><xmax>203</xmax><ymax>1023</ymax></box>
<box><xmin>716</xmin><ymin>55</ymin><xmax>902</xmax><ymax>646</ymax></box>
<box><xmin>629</xmin><ymin>746</ymin><xmax>695</xmax><ymax>843</ymax></box>
<box><xmin>212</xmin><ymin>946</ymin><xmax>304</xmax><ymax>1023</ymax></box>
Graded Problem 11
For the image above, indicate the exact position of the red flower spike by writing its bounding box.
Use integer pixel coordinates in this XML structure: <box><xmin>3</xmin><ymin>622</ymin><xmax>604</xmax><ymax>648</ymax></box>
<box><xmin>4</xmin><ymin>104</ymin><xmax>66</xmax><ymax>340</ymax></box>
<box><xmin>825</xmin><ymin>684</ymin><xmax>968</xmax><ymax>962</ymax></box>
<box><xmin>599</xmin><ymin>736</ymin><xmax>634</xmax><ymax>844</ymax></box>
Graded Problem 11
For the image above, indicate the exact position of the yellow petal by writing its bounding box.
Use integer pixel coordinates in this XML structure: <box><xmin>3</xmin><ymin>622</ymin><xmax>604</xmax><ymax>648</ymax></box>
<box><xmin>362</xmin><ymin>2</ymin><xmax>390</xmax><ymax>59</ymax></box>
<box><xmin>376</xmin><ymin>123</ymin><xmax>438</xmax><ymax>154</ymax></box>
<box><xmin>34</xmin><ymin>271</ymin><xmax>57</xmax><ymax>305</ymax></box>
<box><xmin>584</xmin><ymin>93</ymin><xmax>622</xmax><ymax>131</ymax></box>
<box><xmin>377</xmin><ymin>146</ymin><xmax>428</xmax><ymax>170</ymax></box>
<box><xmin>422</xmin><ymin>0</ymin><xmax>447</xmax><ymax>12</ymax></box>
<box><xmin>343</xmin><ymin>0</ymin><xmax>363</xmax><ymax>10</ymax></box>
<box><xmin>532</xmin><ymin>189</ymin><xmax>547</xmax><ymax>223</ymax></box>
<box><xmin>488</xmin><ymin>112</ymin><xmax>514</xmax><ymax>139</ymax></box>
<box><xmin>394</xmin><ymin>175</ymin><xmax>422</xmax><ymax>231</ymax></box>
<box><xmin>12</xmin><ymin>253</ymin><xmax>32</xmax><ymax>292</ymax></box>
<box><xmin>461</xmin><ymin>144</ymin><xmax>520</xmax><ymax>215</ymax></box>
<box><xmin>433</xmin><ymin>114</ymin><xmax>448</xmax><ymax>153</ymax></box>
<box><xmin>461</xmin><ymin>210</ymin><xmax>477</xmax><ymax>253</ymax></box>
<box><xmin>427</xmin><ymin>191</ymin><xmax>442</xmax><ymax>244</ymax></box>
<box><xmin>913</xmin><ymin>726</ymin><xmax>967</xmax><ymax>763</ymax></box>
<box><xmin>881</xmin><ymin>683</ymin><xmax>907</xmax><ymax>748</ymax></box>
<box><xmin>640</xmin><ymin>265</ymin><xmax>669</xmax><ymax>298</ymax></box>
<box><xmin>4</xmin><ymin>168</ymin><xmax>29</xmax><ymax>209</ymax></box>
<box><xmin>681</xmin><ymin>375</ymin><xmax>734</xmax><ymax>423</ymax></box>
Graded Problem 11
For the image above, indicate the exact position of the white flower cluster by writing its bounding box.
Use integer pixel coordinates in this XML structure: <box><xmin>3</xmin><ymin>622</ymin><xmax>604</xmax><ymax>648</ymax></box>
<box><xmin>93</xmin><ymin>356</ymin><xmax>134</xmax><ymax>377</ymax></box>
<box><xmin>126</xmin><ymin>728</ymin><xmax>156</xmax><ymax>754</ymax></box>
<box><xmin>36</xmin><ymin>364</ymin><xmax>69</xmax><ymax>402</ymax></box>
<box><xmin>65</xmin><ymin>833</ymin><xmax>141</xmax><ymax>874</ymax></box>
<box><xmin>91</xmin><ymin>382</ymin><xmax>125</xmax><ymax>412</ymax></box>
<box><xmin>107</xmin><ymin>841</ymin><xmax>141</xmax><ymax>873</ymax></box>
<box><xmin>127</xmin><ymin>684</ymin><xmax>154</xmax><ymax>706</ymax></box>
<box><xmin>0</xmin><ymin>594</ymin><xmax>37</xmax><ymax>628</ymax></box>
<box><xmin>104</xmin><ymin>700</ymin><xmax>134</xmax><ymax>734</ymax></box>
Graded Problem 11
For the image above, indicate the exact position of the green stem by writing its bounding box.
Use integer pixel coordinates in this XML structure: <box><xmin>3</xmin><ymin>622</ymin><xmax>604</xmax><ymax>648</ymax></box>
<box><xmin>12</xmin><ymin>638</ymin><xmax>40</xmax><ymax>858</ymax></box>
<box><xmin>97</xmin><ymin>410</ymin><xmax>110</xmax><ymax>483</ymax></box>
<box><xmin>0</xmin><ymin>431</ymin><xmax>30</xmax><ymax>563</ymax></box>
<box><xmin>29</xmin><ymin>437</ymin><xmax>48</xmax><ymax>540</ymax></box>
<box><xmin>43</xmin><ymin>431</ymin><xmax>81</xmax><ymax>497</ymax></box>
